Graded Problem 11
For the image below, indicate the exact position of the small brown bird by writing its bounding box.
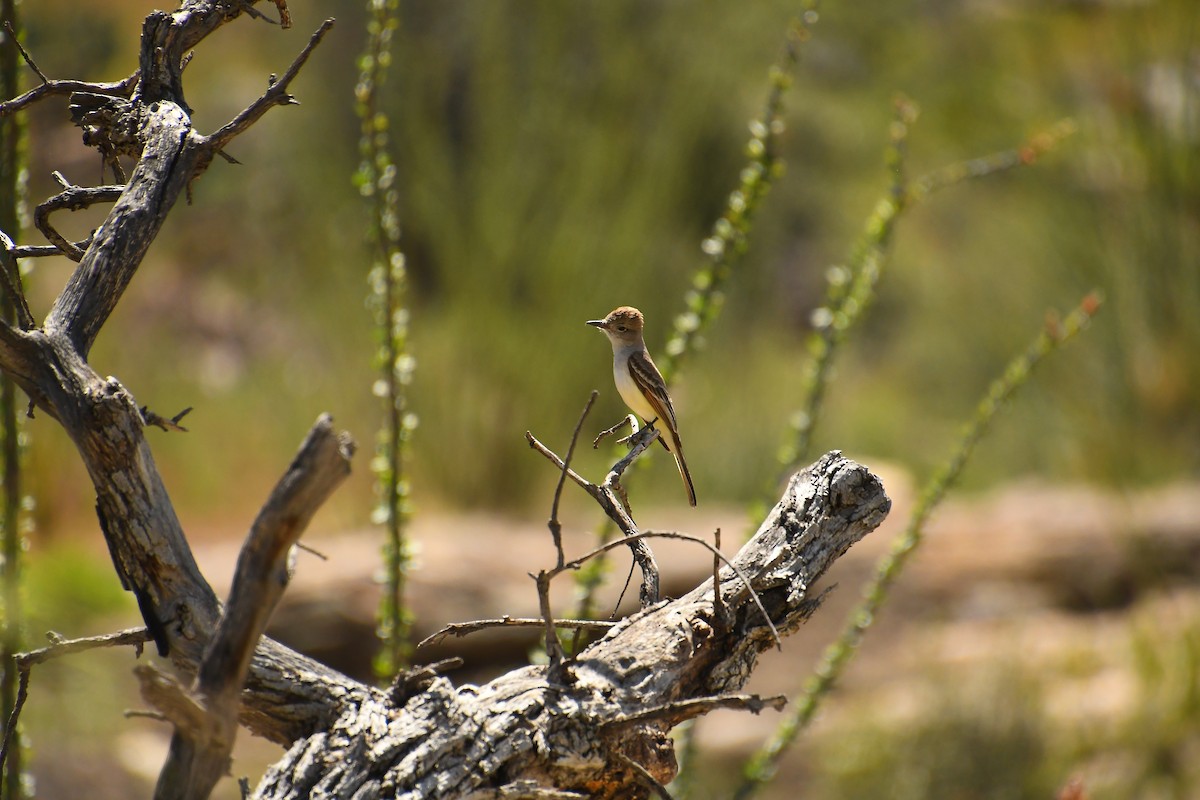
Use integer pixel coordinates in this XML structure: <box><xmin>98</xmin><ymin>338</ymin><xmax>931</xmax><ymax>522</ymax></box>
<box><xmin>587</xmin><ymin>306</ymin><xmax>697</xmax><ymax>506</ymax></box>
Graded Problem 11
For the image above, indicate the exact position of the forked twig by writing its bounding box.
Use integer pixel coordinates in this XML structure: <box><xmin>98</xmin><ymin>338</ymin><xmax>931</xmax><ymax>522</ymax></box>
<box><xmin>33</xmin><ymin>178</ymin><xmax>124</xmax><ymax>262</ymax></box>
<box><xmin>554</xmin><ymin>529</ymin><xmax>782</xmax><ymax>651</ymax></box>
<box><xmin>0</xmin><ymin>627</ymin><xmax>152</xmax><ymax>772</ymax></box>
<box><xmin>527</xmin><ymin>425</ymin><xmax>661</xmax><ymax>607</ymax></box>
<box><xmin>592</xmin><ymin>413</ymin><xmax>637</xmax><ymax>449</ymax></box>
<box><xmin>141</xmin><ymin>405</ymin><xmax>193</xmax><ymax>433</ymax></box>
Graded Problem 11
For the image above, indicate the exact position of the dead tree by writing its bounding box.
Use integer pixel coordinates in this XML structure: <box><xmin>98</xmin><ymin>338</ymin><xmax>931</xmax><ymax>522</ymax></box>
<box><xmin>0</xmin><ymin>3</ymin><xmax>891</xmax><ymax>798</ymax></box>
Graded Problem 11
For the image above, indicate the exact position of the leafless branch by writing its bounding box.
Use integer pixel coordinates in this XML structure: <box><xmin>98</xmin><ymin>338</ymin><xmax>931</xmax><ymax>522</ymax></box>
<box><xmin>0</xmin><ymin>627</ymin><xmax>152</xmax><ymax>773</ymax></box>
<box><xmin>14</xmin><ymin>627</ymin><xmax>152</xmax><ymax>668</ymax></box>
<box><xmin>592</xmin><ymin>412</ymin><xmax>637</xmax><ymax>449</ymax></box>
<box><xmin>3</xmin><ymin>20</ymin><xmax>47</xmax><ymax>83</ymax></box>
<box><xmin>0</xmin><ymin>72</ymin><xmax>138</xmax><ymax>118</ymax></box>
<box><xmin>603</xmin><ymin>693</ymin><xmax>788</xmax><ymax>730</ymax></box>
<box><xmin>33</xmin><ymin>178</ymin><xmax>124</xmax><ymax>262</ymax></box>
<box><xmin>712</xmin><ymin>528</ymin><xmax>726</xmax><ymax>626</ymax></box>
<box><xmin>418</xmin><ymin>617</ymin><xmax>616</xmax><ymax>650</ymax></box>
<box><xmin>146</xmin><ymin>415</ymin><xmax>354</xmax><ymax>800</ymax></box>
<box><xmin>547</xmin><ymin>391</ymin><xmax>597</xmax><ymax>569</ymax></box>
<box><xmin>0</xmin><ymin>231</ymin><xmax>36</xmax><ymax>329</ymax></box>
<box><xmin>203</xmin><ymin>18</ymin><xmax>335</xmax><ymax>153</ymax></box>
<box><xmin>527</xmin><ymin>426</ymin><xmax>661</xmax><ymax>606</ymax></box>
<box><xmin>554</xmin><ymin>528</ymin><xmax>781</xmax><ymax>651</ymax></box>
<box><xmin>141</xmin><ymin>405</ymin><xmax>193</xmax><ymax>433</ymax></box>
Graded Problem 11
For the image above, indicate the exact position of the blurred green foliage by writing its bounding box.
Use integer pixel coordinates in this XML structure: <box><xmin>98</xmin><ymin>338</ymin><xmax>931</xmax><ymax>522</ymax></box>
<box><xmin>13</xmin><ymin>0</ymin><xmax>1200</xmax><ymax>515</ymax></box>
<box><xmin>811</xmin><ymin>670</ymin><xmax>1054</xmax><ymax>800</ymax></box>
<box><xmin>21</xmin><ymin>544</ymin><xmax>130</xmax><ymax>632</ymax></box>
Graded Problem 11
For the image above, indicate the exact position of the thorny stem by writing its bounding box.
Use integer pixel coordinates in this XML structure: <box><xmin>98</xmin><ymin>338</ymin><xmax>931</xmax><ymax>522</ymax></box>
<box><xmin>357</xmin><ymin>0</ymin><xmax>415</xmax><ymax>678</ymax></box>
<box><xmin>734</xmin><ymin>292</ymin><xmax>1102</xmax><ymax>799</ymax></box>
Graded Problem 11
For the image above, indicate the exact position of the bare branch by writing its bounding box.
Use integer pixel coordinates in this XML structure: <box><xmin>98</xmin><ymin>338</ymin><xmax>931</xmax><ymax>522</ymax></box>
<box><xmin>527</xmin><ymin>426</ymin><xmax>662</xmax><ymax>606</ymax></box>
<box><xmin>203</xmin><ymin>18</ymin><xmax>335</xmax><ymax>153</ymax></box>
<box><xmin>547</xmin><ymin>391</ymin><xmax>597</xmax><ymax>569</ymax></box>
<box><xmin>148</xmin><ymin>415</ymin><xmax>354</xmax><ymax>800</ymax></box>
<box><xmin>0</xmin><ymin>231</ymin><xmax>36</xmax><ymax>329</ymax></box>
<box><xmin>0</xmin><ymin>73</ymin><xmax>138</xmax><ymax>118</ymax></box>
<box><xmin>43</xmin><ymin>101</ymin><xmax>198</xmax><ymax>354</ymax></box>
<box><xmin>14</xmin><ymin>627</ymin><xmax>151</xmax><ymax>668</ymax></box>
<box><xmin>603</xmin><ymin>693</ymin><xmax>788</xmax><ymax>730</ymax></box>
<box><xmin>12</xmin><ymin>240</ymin><xmax>92</xmax><ymax>259</ymax></box>
<box><xmin>554</xmin><ymin>528</ymin><xmax>781</xmax><ymax>651</ymax></box>
<box><xmin>417</xmin><ymin>617</ymin><xmax>616</xmax><ymax>650</ymax></box>
<box><xmin>592</xmin><ymin>413</ymin><xmax>637</xmax><ymax>449</ymax></box>
<box><xmin>141</xmin><ymin>405</ymin><xmax>193</xmax><ymax>433</ymax></box>
<box><xmin>33</xmin><ymin>179</ymin><xmax>124</xmax><ymax>262</ymax></box>
<box><xmin>712</xmin><ymin>528</ymin><xmax>726</xmax><ymax>626</ymax></box>
<box><xmin>2</xmin><ymin>20</ymin><xmax>48</xmax><ymax>83</ymax></box>
<box><xmin>0</xmin><ymin>627</ymin><xmax>152</xmax><ymax>773</ymax></box>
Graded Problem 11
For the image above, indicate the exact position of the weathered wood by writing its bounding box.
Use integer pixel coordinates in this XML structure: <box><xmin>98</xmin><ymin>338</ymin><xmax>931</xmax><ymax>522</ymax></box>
<box><xmin>146</xmin><ymin>416</ymin><xmax>355</xmax><ymax>800</ymax></box>
<box><xmin>253</xmin><ymin>452</ymin><xmax>890</xmax><ymax>799</ymax></box>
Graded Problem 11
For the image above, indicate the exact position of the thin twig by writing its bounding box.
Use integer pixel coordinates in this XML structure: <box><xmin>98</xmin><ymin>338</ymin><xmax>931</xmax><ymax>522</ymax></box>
<box><xmin>294</xmin><ymin>541</ymin><xmax>327</xmax><ymax>561</ymax></box>
<box><xmin>237</xmin><ymin>0</ymin><xmax>278</xmax><ymax>26</ymax></box>
<box><xmin>12</xmin><ymin>240</ymin><xmax>92</xmax><ymax>259</ymax></box>
<box><xmin>0</xmin><ymin>627</ymin><xmax>152</xmax><ymax>773</ymax></box>
<box><xmin>0</xmin><ymin>73</ymin><xmax>138</xmax><ymax>118</ymax></box>
<box><xmin>591</xmin><ymin>413</ymin><xmax>636</xmax><ymax>449</ymax></box>
<box><xmin>0</xmin><ymin>231</ymin><xmax>36</xmax><ymax>329</ymax></box>
<box><xmin>417</xmin><ymin>617</ymin><xmax>616</xmax><ymax>650</ymax></box>
<box><xmin>33</xmin><ymin>181</ymin><xmax>124</xmax><ymax>262</ymax></box>
<box><xmin>124</xmin><ymin>709</ymin><xmax>169</xmax><ymax>722</ymax></box>
<box><xmin>204</xmin><ymin>18</ymin><xmax>334</xmax><ymax>152</ymax></box>
<box><xmin>141</xmin><ymin>405</ymin><xmax>192</xmax><ymax>433</ymax></box>
<box><xmin>535</xmin><ymin>570</ymin><xmax>566</xmax><ymax>672</ymax></box>
<box><xmin>3</xmin><ymin>21</ymin><xmax>47</xmax><ymax>84</ymax></box>
<box><xmin>712</xmin><ymin>528</ymin><xmax>726</xmax><ymax>626</ymax></box>
<box><xmin>527</xmin><ymin>427</ymin><xmax>662</xmax><ymax>606</ymax></box>
<box><xmin>548</xmin><ymin>391</ymin><xmax>597</xmax><ymax>569</ymax></box>
<box><xmin>552</xmin><ymin>529</ymin><xmax>782</xmax><ymax>651</ymax></box>
<box><xmin>604</xmin><ymin>693</ymin><xmax>788</xmax><ymax>730</ymax></box>
<box><xmin>15</xmin><ymin>626</ymin><xmax>151</xmax><ymax>668</ymax></box>
<box><xmin>0</xmin><ymin>670</ymin><xmax>28</xmax><ymax>774</ymax></box>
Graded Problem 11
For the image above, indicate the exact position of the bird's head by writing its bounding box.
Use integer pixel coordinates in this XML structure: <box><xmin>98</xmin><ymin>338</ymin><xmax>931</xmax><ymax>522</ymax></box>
<box><xmin>587</xmin><ymin>306</ymin><xmax>645</xmax><ymax>345</ymax></box>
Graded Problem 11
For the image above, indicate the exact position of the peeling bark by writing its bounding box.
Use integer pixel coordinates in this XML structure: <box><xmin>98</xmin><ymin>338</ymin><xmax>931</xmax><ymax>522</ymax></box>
<box><xmin>254</xmin><ymin>453</ymin><xmax>889</xmax><ymax>799</ymax></box>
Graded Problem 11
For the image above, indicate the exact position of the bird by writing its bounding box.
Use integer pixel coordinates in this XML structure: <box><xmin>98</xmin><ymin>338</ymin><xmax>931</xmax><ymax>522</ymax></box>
<box><xmin>587</xmin><ymin>306</ymin><xmax>697</xmax><ymax>506</ymax></box>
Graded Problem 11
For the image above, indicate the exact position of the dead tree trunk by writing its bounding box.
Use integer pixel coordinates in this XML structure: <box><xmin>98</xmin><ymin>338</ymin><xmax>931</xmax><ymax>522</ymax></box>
<box><xmin>0</xmin><ymin>3</ymin><xmax>891</xmax><ymax>798</ymax></box>
<box><xmin>255</xmin><ymin>452</ymin><xmax>889</xmax><ymax>799</ymax></box>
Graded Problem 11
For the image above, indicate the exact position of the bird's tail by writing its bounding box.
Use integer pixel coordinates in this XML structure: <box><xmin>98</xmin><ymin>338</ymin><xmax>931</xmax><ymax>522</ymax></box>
<box><xmin>671</xmin><ymin>440</ymin><xmax>698</xmax><ymax>507</ymax></box>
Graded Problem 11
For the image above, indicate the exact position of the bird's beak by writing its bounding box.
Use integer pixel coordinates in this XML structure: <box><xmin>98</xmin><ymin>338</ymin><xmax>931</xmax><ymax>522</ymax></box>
<box><xmin>586</xmin><ymin>318</ymin><xmax>607</xmax><ymax>329</ymax></box>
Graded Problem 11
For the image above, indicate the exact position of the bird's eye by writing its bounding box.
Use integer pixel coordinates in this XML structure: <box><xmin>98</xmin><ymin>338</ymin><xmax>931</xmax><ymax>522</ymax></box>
<box><xmin>616</xmin><ymin>325</ymin><xmax>627</xmax><ymax>332</ymax></box>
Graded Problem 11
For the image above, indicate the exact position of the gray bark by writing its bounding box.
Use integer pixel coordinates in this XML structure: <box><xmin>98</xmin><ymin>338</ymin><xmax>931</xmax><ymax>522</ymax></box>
<box><xmin>253</xmin><ymin>452</ymin><xmax>889</xmax><ymax>799</ymax></box>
